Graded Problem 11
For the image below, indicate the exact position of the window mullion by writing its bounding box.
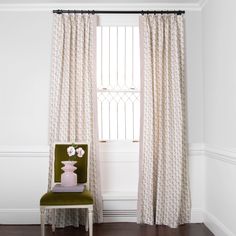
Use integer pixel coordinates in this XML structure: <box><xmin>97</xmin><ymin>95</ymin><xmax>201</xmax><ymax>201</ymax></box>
<box><xmin>97</xmin><ymin>26</ymin><xmax>140</xmax><ymax>141</ymax></box>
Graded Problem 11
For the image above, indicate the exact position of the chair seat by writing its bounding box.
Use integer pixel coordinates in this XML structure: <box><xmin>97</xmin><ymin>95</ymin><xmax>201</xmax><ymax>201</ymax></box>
<box><xmin>40</xmin><ymin>190</ymin><xmax>93</xmax><ymax>206</ymax></box>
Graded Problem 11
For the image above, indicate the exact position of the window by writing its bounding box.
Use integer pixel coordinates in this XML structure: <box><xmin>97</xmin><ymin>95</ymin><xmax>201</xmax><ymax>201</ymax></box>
<box><xmin>96</xmin><ymin>26</ymin><xmax>140</xmax><ymax>141</ymax></box>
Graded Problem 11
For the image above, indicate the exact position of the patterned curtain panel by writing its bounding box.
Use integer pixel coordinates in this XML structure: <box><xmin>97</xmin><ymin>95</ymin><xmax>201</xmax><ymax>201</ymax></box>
<box><xmin>47</xmin><ymin>14</ymin><xmax>103</xmax><ymax>227</ymax></box>
<box><xmin>137</xmin><ymin>14</ymin><xmax>191</xmax><ymax>228</ymax></box>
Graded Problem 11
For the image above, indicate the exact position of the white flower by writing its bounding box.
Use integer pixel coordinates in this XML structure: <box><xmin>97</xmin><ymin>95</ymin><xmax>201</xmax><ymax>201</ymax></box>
<box><xmin>67</xmin><ymin>146</ymin><xmax>76</xmax><ymax>157</ymax></box>
<box><xmin>76</xmin><ymin>147</ymin><xmax>85</xmax><ymax>158</ymax></box>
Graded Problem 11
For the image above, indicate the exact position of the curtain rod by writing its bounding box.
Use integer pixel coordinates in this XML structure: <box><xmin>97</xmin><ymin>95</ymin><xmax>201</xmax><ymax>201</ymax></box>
<box><xmin>53</xmin><ymin>10</ymin><xmax>185</xmax><ymax>15</ymax></box>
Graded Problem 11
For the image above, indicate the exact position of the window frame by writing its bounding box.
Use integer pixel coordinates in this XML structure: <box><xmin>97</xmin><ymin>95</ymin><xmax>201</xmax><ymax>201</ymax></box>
<box><xmin>96</xmin><ymin>15</ymin><xmax>140</xmax><ymax>143</ymax></box>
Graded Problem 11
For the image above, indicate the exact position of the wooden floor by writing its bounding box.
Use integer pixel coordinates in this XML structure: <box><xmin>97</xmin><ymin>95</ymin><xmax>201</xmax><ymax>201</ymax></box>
<box><xmin>0</xmin><ymin>223</ymin><xmax>214</xmax><ymax>236</ymax></box>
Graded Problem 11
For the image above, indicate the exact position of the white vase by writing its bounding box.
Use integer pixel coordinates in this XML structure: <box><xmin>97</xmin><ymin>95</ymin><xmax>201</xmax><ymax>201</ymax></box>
<box><xmin>61</xmin><ymin>161</ymin><xmax>77</xmax><ymax>187</ymax></box>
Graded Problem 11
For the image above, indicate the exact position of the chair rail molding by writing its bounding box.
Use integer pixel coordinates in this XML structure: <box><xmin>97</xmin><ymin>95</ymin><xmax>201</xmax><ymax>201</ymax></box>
<box><xmin>0</xmin><ymin>145</ymin><xmax>49</xmax><ymax>158</ymax></box>
<box><xmin>1</xmin><ymin>143</ymin><xmax>235</xmax><ymax>164</ymax></box>
<box><xmin>205</xmin><ymin>145</ymin><xmax>236</xmax><ymax>165</ymax></box>
<box><xmin>0</xmin><ymin>143</ymin><xmax>206</xmax><ymax>159</ymax></box>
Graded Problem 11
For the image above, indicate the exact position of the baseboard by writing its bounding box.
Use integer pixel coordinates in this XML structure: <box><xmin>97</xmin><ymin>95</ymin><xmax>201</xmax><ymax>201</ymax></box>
<box><xmin>0</xmin><ymin>208</ymin><xmax>204</xmax><ymax>224</ymax></box>
<box><xmin>203</xmin><ymin>146</ymin><xmax>236</xmax><ymax>236</ymax></box>
<box><xmin>0</xmin><ymin>208</ymin><xmax>137</xmax><ymax>224</ymax></box>
<box><xmin>1</xmin><ymin>208</ymin><xmax>234</xmax><ymax>236</ymax></box>
<box><xmin>204</xmin><ymin>211</ymin><xmax>235</xmax><ymax>236</ymax></box>
<box><xmin>1</xmin><ymin>208</ymin><xmax>235</xmax><ymax>236</ymax></box>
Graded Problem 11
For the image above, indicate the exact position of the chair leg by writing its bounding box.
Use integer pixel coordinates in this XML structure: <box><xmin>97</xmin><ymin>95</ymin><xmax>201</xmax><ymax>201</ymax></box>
<box><xmin>88</xmin><ymin>207</ymin><xmax>93</xmax><ymax>236</ymax></box>
<box><xmin>40</xmin><ymin>207</ymin><xmax>45</xmax><ymax>236</ymax></box>
<box><xmin>52</xmin><ymin>208</ymin><xmax>56</xmax><ymax>232</ymax></box>
<box><xmin>85</xmin><ymin>209</ymin><xmax>89</xmax><ymax>232</ymax></box>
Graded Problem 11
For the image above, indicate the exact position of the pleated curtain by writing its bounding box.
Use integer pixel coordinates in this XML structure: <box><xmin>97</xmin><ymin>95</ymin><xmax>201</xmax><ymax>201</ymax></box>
<box><xmin>137</xmin><ymin>14</ymin><xmax>191</xmax><ymax>228</ymax></box>
<box><xmin>47</xmin><ymin>13</ymin><xmax>103</xmax><ymax>227</ymax></box>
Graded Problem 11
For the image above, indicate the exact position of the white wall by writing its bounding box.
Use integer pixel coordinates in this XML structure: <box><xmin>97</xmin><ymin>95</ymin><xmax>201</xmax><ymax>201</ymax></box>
<box><xmin>203</xmin><ymin>0</ymin><xmax>236</xmax><ymax>149</ymax></box>
<box><xmin>185</xmin><ymin>11</ymin><xmax>204</xmax><ymax>144</ymax></box>
<box><xmin>0</xmin><ymin>12</ymin><xmax>51</xmax><ymax>146</ymax></box>
<box><xmin>203</xmin><ymin>0</ymin><xmax>236</xmax><ymax>235</ymax></box>
<box><xmin>0</xmin><ymin>9</ymin><xmax>204</xmax><ymax>223</ymax></box>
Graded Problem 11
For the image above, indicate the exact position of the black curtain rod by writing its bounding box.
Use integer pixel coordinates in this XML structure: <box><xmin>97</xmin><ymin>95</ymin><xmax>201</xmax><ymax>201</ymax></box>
<box><xmin>53</xmin><ymin>10</ymin><xmax>185</xmax><ymax>15</ymax></box>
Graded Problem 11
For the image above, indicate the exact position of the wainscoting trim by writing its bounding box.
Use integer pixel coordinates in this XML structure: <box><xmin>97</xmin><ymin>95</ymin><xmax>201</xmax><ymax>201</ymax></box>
<box><xmin>0</xmin><ymin>143</ymin><xmax>205</xmax><ymax>159</ymax></box>
<box><xmin>188</xmin><ymin>143</ymin><xmax>205</xmax><ymax>156</ymax></box>
<box><xmin>205</xmin><ymin>146</ymin><xmax>236</xmax><ymax>165</ymax></box>
<box><xmin>1</xmin><ymin>144</ymin><xmax>235</xmax><ymax>165</ymax></box>
<box><xmin>0</xmin><ymin>146</ymin><xmax>49</xmax><ymax>158</ymax></box>
<box><xmin>1</xmin><ymin>143</ymin><xmax>235</xmax><ymax>231</ymax></box>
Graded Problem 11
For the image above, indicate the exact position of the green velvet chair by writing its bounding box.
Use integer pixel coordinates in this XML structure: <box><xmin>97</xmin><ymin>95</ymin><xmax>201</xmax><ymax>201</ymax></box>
<box><xmin>40</xmin><ymin>143</ymin><xmax>93</xmax><ymax>236</ymax></box>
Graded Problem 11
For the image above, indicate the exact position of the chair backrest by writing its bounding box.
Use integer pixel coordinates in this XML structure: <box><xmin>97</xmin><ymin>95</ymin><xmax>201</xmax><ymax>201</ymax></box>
<box><xmin>54</xmin><ymin>143</ymin><xmax>89</xmax><ymax>187</ymax></box>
